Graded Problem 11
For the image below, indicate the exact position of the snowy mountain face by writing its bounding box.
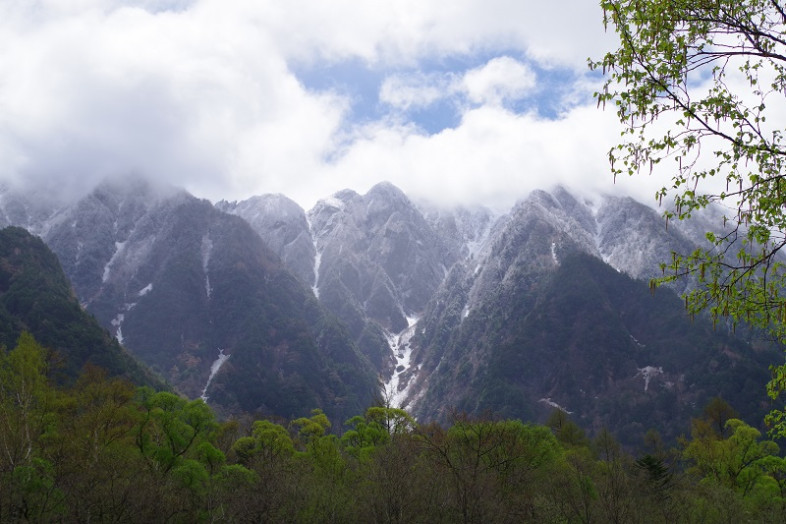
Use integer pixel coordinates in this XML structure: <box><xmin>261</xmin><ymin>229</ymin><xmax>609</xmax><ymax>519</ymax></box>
<box><xmin>401</xmin><ymin>190</ymin><xmax>597</xmax><ymax>411</ymax></box>
<box><xmin>299</xmin><ymin>182</ymin><xmax>466</xmax><ymax>374</ymax></box>
<box><xmin>0</xmin><ymin>185</ymin><xmax>69</xmax><ymax>237</ymax></box>
<box><xmin>595</xmin><ymin>195</ymin><xmax>697</xmax><ymax>283</ymax></box>
<box><xmin>42</xmin><ymin>178</ymin><xmax>181</xmax><ymax>305</ymax></box>
<box><xmin>1</xmin><ymin>176</ymin><xmax>377</xmax><ymax>422</ymax></box>
<box><xmin>419</xmin><ymin>203</ymin><xmax>497</xmax><ymax>261</ymax></box>
<box><xmin>2</xmin><ymin>176</ymin><xmax>775</xmax><ymax>445</ymax></box>
<box><xmin>309</xmin><ymin>182</ymin><xmax>460</xmax><ymax>324</ymax></box>
<box><xmin>396</xmin><ymin>188</ymin><xmax>777</xmax><ymax>446</ymax></box>
<box><xmin>217</xmin><ymin>183</ymin><xmax>459</xmax><ymax>376</ymax></box>
<box><xmin>216</xmin><ymin>194</ymin><xmax>316</xmax><ymax>286</ymax></box>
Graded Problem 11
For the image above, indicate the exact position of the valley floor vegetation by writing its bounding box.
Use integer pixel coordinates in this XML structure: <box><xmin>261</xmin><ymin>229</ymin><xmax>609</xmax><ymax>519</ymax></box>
<box><xmin>2</xmin><ymin>333</ymin><xmax>786</xmax><ymax>523</ymax></box>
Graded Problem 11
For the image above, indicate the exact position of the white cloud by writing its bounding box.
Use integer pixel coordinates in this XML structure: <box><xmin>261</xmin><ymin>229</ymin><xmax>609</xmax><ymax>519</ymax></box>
<box><xmin>0</xmin><ymin>1</ymin><xmax>349</xmax><ymax>199</ymax></box>
<box><xmin>380</xmin><ymin>56</ymin><xmax>535</xmax><ymax>113</ymax></box>
<box><xmin>307</xmin><ymin>104</ymin><xmax>640</xmax><ymax>213</ymax></box>
<box><xmin>462</xmin><ymin>57</ymin><xmax>536</xmax><ymax>106</ymax></box>
<box><xmin>0</xmin><ymin>0</ymin><xmax>633</xmax><ymax>211</ymax></box>
<box><xmin>379</xmin><ymin>73</ymin><xmax>454</xmax><ymax>111</ymax></box>
<box><xmin>259</xmin><ymin>0</ymin><xmax>612</xmax><ymax>69</ymax></box>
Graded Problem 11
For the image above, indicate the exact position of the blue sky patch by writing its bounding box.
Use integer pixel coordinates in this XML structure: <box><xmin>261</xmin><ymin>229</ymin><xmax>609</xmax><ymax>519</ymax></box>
<box><xmin>293</xmin><ymin>50</ymin><xmax>587</xmax><ymax>135</ymax></box>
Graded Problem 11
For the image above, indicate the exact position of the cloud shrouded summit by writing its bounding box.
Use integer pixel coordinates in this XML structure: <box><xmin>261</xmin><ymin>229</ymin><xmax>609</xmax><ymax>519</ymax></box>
<box><xmin>0</xmin><ymin>0</ymin><xmax>659</xmax><ymax>211</ymax></box>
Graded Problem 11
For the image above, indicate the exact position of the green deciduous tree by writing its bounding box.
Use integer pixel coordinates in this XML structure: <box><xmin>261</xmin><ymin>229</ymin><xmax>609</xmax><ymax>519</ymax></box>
<box><xmin>135</xmin><ymin>390</ymin><xmax>217</xmax><ymax>474</ymax></box>
<box><xmin>342</xmin><ymin>406</ymin><xmax>415</xmax><ymax>459</ymax></box>
<box><xmin>593</xmin><ymin>0</ymin><xmax>786</xmax><ymax>435</ymax></box>
<box><xmin>421</xmin><ymin>414</ymin><xmax>561</xmax><ymax>523</ymax></box>
<box><xmin>292</xmin><ymin>408</ymin><xmax>331</xmax><ymax>444</ymax></box>
<box><xmin>547</xmin><ymin>408</ymin><xmax>589</xmax><ymax>448</ymax></box>
<box><xmin>0</xmin><ymin>333</ymin><xmax>51</xmax><ymax>470</ymax></box>
<box><xmin>683</xmin><ymin>417</ymin><xmax>779</xmax><ymax>496</ymax></box>
<box><xmin>0</xmin><ymin>333</ymin><xmax>65</xmax><ymax>521</ymax></box>
<box><xmin>680</xmin><ymin>414</ymin><xmax>785</xmax><ymax>520</ymax></box>
<box><xmin>48</xmin><ymin>366</ymin><xmax>145</xmax><ymax>522</ymax></box>
<box><xmin>233</xmin><ymin>419</ymin><xmax>294</xmax><ymax>466</ymax></box>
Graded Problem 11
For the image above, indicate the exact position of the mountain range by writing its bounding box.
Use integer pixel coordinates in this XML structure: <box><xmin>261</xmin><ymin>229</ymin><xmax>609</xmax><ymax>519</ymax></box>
<box><xmin>0</xmin><ymin>225</ymin><xmax>163</xmax><ymax>388</ymax></box>
<box><xmin>0</xmin><ymin>176</ymin><xmax>778</xmax><ymax>446</ymax></box>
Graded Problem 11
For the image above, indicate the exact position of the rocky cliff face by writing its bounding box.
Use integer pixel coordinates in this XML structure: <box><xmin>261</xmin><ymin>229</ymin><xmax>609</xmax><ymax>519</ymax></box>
<box><xmin>0</xmin><ymin>226</ymin><xmax>163</xmax><ymax>388</ymax></box>
<box><xmin>398</xmin><ymin>188</ymin><xmax>777</xmax><ymax>446</ymax></box>
<box><xmin>308</xmin><ymin>182</ymin><xmax>459</xmax><ymax>329</ymax></box>
<box><xmin>225</xmin><ymin>182</ymin><xmax>469</xmax><ymax>376</ymax></box>
<box><xmin>3</xmin><ymin>176</ymin><xmax>776</xmax><ymax>445</ymax></box>
<box><xmin>43</xmin><ymin>177</ymin><xmax>184</xmax><ymax>306</ymax></box>
<box><xmin>216</xmin><ymin>194</ymin><xmax>316</xmax><ymax>286</ymax></box>
<box><xmin>3</xmin><ymin>177</ymin><xmax>378</xmax><ymax>421</ymax></box>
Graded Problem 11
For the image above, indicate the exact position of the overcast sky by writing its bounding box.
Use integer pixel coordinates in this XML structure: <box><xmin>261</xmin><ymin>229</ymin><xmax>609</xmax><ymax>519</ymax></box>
<box><xmin>0</xmin><ymin>0</ymin><xmax>664</xmax><ymax>211</ymax></box>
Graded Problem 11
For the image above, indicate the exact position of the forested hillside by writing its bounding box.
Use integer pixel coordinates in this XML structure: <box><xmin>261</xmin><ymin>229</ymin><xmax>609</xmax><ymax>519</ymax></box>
<box><xmin>411</xmin><ymin>252</ymin><xmax>779</xmax><ymax>447</ymax></box>
<box><xmin>1</xmin><ymin>333</ymin><xmax>784</xmax><ymax>523</ymax></box>
<box><xmin>0</xmin><ymin>226</ymin><xmax>163</xmax><ymax>388</ymax></box>
<box><xmin>0</xmin><ymin>180</ymin><xmax>380</xmax><ymax>423</ymax></box>
<box><xmin>0</xmin><ymin>180</ymin><xmax>781</xmax><ymax>447</ymax></box>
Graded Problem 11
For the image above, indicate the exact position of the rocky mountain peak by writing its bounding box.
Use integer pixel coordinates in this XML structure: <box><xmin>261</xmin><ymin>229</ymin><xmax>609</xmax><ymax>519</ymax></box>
<box><xmin>217</xmin><ymin>194</ymin><xmax>315</xmax><ymax>285</ymax></box>
<box><xmin>595</xmin><ymin>195</ymin><xmax>695</xmax><ymax>282</ymax></box>
<box><xmin>551</xmin><ymin>185</ymin><xmax>598</xmax><ymax>235</ymax></box>
<box><xmin>365</xmin><ymin>181</ymin><xmax>411</xmax><ymax>215</ymax></box>
<box><xmin>3</xmin><ymin>178</ymin><xmax>772</xmax><ymax>448</ymax></box>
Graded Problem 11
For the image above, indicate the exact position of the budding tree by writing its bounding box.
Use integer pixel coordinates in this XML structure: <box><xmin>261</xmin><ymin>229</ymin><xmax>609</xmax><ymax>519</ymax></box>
<box><xmin>592</xmin><ymin>0</ymin><xmax>786</xmax><ymax>434</ymax></box>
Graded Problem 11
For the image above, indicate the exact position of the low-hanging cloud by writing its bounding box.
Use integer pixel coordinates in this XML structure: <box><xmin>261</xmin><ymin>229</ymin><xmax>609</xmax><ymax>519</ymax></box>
<box><xmin>0</xmin><ymin>0</ymin><xmax>634</xmax><ymax>212</ymax></box>
<box><xmin>314</xmin><ymin>103</ymin><xmax>665</xmax><ymax>213</ymax></box>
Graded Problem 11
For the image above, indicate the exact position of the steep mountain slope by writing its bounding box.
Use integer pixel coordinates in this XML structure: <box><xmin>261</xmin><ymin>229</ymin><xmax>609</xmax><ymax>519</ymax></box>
<box><xmin>418</xmin><ymin>203</ymin><xmax>496</xmax><ymax>261</ymax></box>
<box><xmin>42</xmin><ymin>177</ymin><xmax>180</xmax><ymax>305</ymax></box>
<box><xmin>0</xmin><ymin>186</ymin><xmax>67</xmax><ymax>237</ymax></box>
<box><xmin>28</xmin><ymin>178</ymin><xmax>378</xmax><ymax>421</ymax></box>
<box><xmin>4</xmin><ymin>175</ymin><xmax>778</xmax><ymax>445</ymax></box>
<box><xmin>0</xmin><ymin>226</ymin><xmax>163</xmax><ymax>387</ymax></box>
<box><xmin>414</xmin><ymin>252</ymin><xmax>776</xmax><ymax>444</ymax></box>
<box><xmin>402</xmin><ymin>190</ymin><xmax>778</xmax><ymax>446</ymax></box>
<box><xmin>304</xmin><ymin>183</ymin><xmax>461</xmax><ymax>371</ymax></box>
<box><xmin>224</xmin><ymin>182</ymin><xmax>466</xmax><ymax>376</ymax></box>
<box><xmin>216</xmin><ymin>194</ymin><xmax>316</xmax><ymax>285</ymax></box>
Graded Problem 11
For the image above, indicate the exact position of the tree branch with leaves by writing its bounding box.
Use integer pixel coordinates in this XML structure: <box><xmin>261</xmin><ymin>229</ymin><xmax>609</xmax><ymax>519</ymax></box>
<box><xmin>592</xmin><ymin>0</ymin><xmax>786</xmax><ymax>436</ymax></box>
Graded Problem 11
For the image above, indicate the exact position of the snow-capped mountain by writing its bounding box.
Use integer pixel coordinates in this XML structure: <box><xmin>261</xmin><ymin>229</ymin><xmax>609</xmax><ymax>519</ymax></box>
<box><xmin>419</xmin><ymin>202</ymin><xmax>497</xmax><ymax>261</ymax></box>
<box><xmin>397</xmin><ymin>188</ymin><xmax>777</xmax><ymax>446</ymax></box>
<box><xmin>1</xmin><ymin>177</ymin><xmax>378</xmax><ymax>421</ymax></box>
<box><xmin>1</xmin><ymin>176</ymin><xmax>777</xmax><ymax>445</ymax></box>
<box><xmin>307</xmin><ymin>182</ymin><xmax>458</xmax><ymax>330</ymax></box>
<box><xmin>44</xmin><ymin>177</ymin><xmax>184</xmax><ymax>305</ymax></box>
<box><xmin>225</xmin><ymin>182</ymin><xmax>466</xmax><ymax>375</ymax></box>
<box><xmin>216</xmin><ymin>194</ymin><xmax>316</xmax><ymax>286</ymax></box>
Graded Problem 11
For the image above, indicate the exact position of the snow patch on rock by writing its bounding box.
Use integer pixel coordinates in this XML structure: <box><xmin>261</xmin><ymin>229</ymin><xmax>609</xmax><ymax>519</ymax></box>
<box><xmin>306</xmin><ymin>218</ymin><xmax>322</xmax><ymax>298</ymax></box>
<box><xmin>201</xmin><ymin>235</ymin><xmax>213</xmax><ymax>298</ymax></box>
<box><xmin>110</xmin><ymin>301</ymin><xmax>138</xmax><ymax>345</ymax></box>
<box><xmin>461</xmin><ymin>305</ymin><xmax>471</xmax><ymax>320</ymax></box>
<box><xmin>637</xmin><ymin>366</ymin><xmax>663</xmax><ymax>392</ymax></box>
<box><xmin>539</xmin><ymin>397</ymin><xmax>573</xmax><ymax>414</ymax></box>
<box><xmin>102</xmin><ymin>241</ymin><xmax>127</xmax><ymax>283</ymax></box>
<box><xmin>312</xmin><ymin>250</ymin><xmax>322</xmax><ymax>298</ymax></box>
<box><xmin>384</xmin><ymin>317</ymin><xmax>419</xmax><ymax>408</ymax></box>
<box><xmin>200</xmin><ymin>348</ymin><xmax>230</xmax><ymax>402</ymax></box>
<box><xmin>111</xmin><ymin>313</ymin><xmax>125</xmax><ymax>344</ymax></box>
<box><xmin>465</xmin><ymin>217</ymin><xmax>494</xmax><ymax>259</ymax></box>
